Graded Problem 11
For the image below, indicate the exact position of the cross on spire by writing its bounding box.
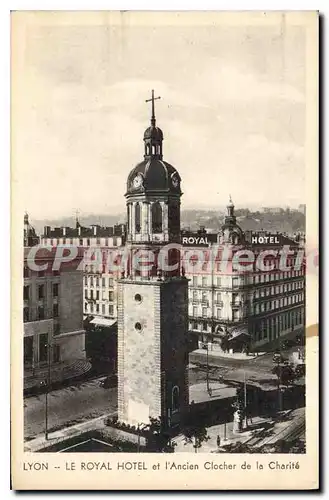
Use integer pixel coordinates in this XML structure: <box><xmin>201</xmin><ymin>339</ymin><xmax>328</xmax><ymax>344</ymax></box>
<box><xmin>145</xmin><ymin>89</ymin><xmax>161</xmax><ymax>127</ymax></box>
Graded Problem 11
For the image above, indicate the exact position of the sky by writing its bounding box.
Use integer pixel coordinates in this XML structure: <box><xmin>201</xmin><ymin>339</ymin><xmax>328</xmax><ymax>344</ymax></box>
<box><xmin>14</xmin><ymin>12</ymin><xmax>306</xmax><ymax>220</ymax></box>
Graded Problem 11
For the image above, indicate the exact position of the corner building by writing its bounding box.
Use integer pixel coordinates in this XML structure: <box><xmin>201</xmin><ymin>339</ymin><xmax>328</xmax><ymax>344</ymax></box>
<box><xmin>117</xmin><ymin>95</ymin><xmax>189</xmax><ymax>428</ymax></box>
<box><xmin>23</xmin><ymin>247</ymin><xmax>86</xmax><ymax>371</ymax></box>
<box><xmin>184</xmin><ymin>198</ymin><xmax>305</xmax><ymax>351</ymax></box>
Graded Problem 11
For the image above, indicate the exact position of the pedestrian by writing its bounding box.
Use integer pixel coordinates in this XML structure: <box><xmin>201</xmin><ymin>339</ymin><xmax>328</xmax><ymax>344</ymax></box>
<box><xmin>217</xmin><ymin>435</ymin><xmax>221</xmax><ymax>448</ymax></box>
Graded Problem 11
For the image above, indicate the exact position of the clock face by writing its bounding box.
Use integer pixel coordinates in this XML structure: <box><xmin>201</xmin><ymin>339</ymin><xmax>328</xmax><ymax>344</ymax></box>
<box><xmin>172</xmin><ymin>175</ymin><xmax>179</xmax><ymax>188</ymax></box>
<box><xmin>133</xmin><ymin>175</ymin><xmax>142</xmax><ymax>189</ymax></box>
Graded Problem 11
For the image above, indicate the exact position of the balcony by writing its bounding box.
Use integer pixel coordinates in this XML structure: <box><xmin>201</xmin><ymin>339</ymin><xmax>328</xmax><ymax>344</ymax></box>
<box><xmin>190</xmin><ymin>299</ymin><xmax>209</xmax><ymax>306</ymax></box>
<box><xmin>86</xmin><ymin>297</ymin><xmax>96</xmax><ymax>303</ymax></box>
<box><xmin>230</xmin><ymin>301</ymin><xmax>242</xmax><ymax>308</ymax></box>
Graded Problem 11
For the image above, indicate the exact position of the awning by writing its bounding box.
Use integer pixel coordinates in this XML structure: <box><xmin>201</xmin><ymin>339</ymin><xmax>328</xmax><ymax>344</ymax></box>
<box><xmin>228</xmin><ymin>325</ymin><xmax>250</xmax><ymax>340</ymax></box>
<box><xmin>90</xmin><ymin>317</ymin><xmax>117</xmax><ymax>327</ymax></box>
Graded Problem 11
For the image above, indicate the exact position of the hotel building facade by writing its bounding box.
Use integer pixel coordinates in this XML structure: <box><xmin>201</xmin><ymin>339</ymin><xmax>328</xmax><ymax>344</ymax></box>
<box><xmin>39</xmin><ymin>197</ymin><xmax>305</xmax><ymax>352</ymax></box>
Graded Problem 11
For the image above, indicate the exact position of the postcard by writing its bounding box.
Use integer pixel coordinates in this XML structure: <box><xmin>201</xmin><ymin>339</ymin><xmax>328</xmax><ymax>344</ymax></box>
<box><xmin>11</xmin><ymin>10</ymin><xmax>319</xmax><ymax>490</ymax></box>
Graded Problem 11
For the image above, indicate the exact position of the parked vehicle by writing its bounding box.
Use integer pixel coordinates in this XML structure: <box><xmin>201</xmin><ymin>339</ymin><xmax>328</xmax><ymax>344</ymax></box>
<box><xmin>295</xmin><ymin>364</ymin><xmax>306</xmax><ymax>378</ymax></box>
<box><xmin>273</xmin><ymin>353</ymin><xmax>287</xmax><ymax>364</ymax></box>
<box><xmin>99</xmin><ymin>374</ymin><xmax>117</xmax><ymax>388</ymax></box>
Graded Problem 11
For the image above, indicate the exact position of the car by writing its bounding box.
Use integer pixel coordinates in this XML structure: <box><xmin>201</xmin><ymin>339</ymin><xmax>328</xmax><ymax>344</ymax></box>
<box><xmin>100</xmin><ymin>374</ymin><xmax>118</xmax><ymax>388</ymax></box>
<box><xmin>295</xmin><ymin>364</ymin><xmax>306</xmax><ymax>377</ymax></box>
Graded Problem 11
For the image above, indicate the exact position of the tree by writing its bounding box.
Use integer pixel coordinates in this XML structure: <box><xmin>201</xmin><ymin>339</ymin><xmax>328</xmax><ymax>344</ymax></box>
<box><xmin>272</xmin><ymin>364</ymin><xmax>295</xmax><ymax>386</ymax></box>
<box><xmin>183</xmin><ymin>424</ymin><xmax>210</xmax><ymax>453</ymax></box>
<box><xmin>222</xmin><ymin>441</ymin><xmax>256</xmax><ymax>453</ymax></box>
<box><xmin>220</xmin><ymin>333</ymin><xmax>232</xmax><ymax>353</ymax></box>
<box><xmin>146</xmin><ymin>417</ymin><xmax>176</xmax><ymax>452</ymax></box>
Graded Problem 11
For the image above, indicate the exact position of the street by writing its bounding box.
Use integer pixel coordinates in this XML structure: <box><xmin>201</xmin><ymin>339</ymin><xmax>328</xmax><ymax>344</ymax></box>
<box><xmin>24</xmin><ymin>377</ymin><xmax>117</xmax><ymax>439</ymax></box>
<box><xmin>190</xmin><ymin>346</ymin><xmax>299</xmax><ymax>371</ymax></box>
<box><xmin>25</xmin><ymin>348</ymin><xmax>303</xmax><ymax>440</ymax></box>
<box><xmin>189</xmin><ymin>346</ymin><xmax>301</xmax><ymax>388</ymax></box>
<box><xmin>25</xmin><ymin>367</ymin><xmax>227</xmax><ymax>440</ymax></box>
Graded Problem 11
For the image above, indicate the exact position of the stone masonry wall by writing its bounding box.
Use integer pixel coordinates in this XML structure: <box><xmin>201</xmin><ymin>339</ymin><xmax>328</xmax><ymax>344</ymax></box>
<box><xmin>118</xmin><ymin>280</ymin><xmax>162</xmax><ymax>425</ymax></box>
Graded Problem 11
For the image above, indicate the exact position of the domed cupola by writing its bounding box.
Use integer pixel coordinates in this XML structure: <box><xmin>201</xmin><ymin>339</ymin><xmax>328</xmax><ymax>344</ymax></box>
<box><xmin>24</xmin><ymin>212</ymin><xmax>39</xmax><ymax>247</ymax></box>
<box><xmin>126</xmin><ymin>89</ymin><xmax>182</xmax><ymax>197</ymax></box>
<box><xmin>125</xmin><ymin>90</ymin><xmax>183</xmax><ymax>246</ymax></box>
<box><xmin>219</xmin><ymin>196</ymin><xmax>244</xmax><ymax>245</ymax></box>
<box><xmin>143</xmin><ymin>89</ymin><xmax>164</xmax><ymax>159</ymax></box>
<box><xmin>143</xmin><ymin>125</ymin><xmax>163</xmax><ymax>142</ymax></box>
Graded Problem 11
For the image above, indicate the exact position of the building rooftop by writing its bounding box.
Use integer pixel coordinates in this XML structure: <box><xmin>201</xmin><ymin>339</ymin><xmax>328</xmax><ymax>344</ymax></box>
<box><xmin>42</xmin><ymin>223</ymin><xmax>126</xmax><ymax>238</ymax></box>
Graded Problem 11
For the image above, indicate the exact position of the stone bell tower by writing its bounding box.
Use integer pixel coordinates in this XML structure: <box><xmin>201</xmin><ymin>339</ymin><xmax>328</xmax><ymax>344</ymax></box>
<box><xmin>117</xmin><ymin>90</ymin><xmax>189</xmax><ymax>428</ymax></box>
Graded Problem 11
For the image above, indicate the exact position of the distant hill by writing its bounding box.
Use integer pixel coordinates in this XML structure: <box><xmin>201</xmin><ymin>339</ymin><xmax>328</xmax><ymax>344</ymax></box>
<box><xmin>181</xmin><ymin>208</ymin><xmax>305</xmax><ymax>234</ymax></box>
<box><xmin>31</xmin><ymin>208</ymin><xmax>305</xmax><ymax>236</ymax></box>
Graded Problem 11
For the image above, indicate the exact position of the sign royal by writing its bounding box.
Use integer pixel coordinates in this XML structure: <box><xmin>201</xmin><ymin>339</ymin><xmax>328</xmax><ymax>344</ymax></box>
<box><xmin>182</xmin><ymin>236</ymin><xmax>209</xmax><ymax>246</ymax></box>
<box><xmin>181</xmin><ymin>232</ymin><xmax>217</xmax><ymax>246</ymax></box>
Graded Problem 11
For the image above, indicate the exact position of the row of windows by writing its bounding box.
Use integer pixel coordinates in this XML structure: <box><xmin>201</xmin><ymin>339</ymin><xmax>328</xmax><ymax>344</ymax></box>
<box><xmin>189</xmin><ymin>291</ymin><xmax>241</xmax><ymax>304</ymax></box>
<box><xmin>23</xmin><ymin>303</ymin><xmax>59</xmax><ymax>322</ymax></box>
<box><xmin>190</xmin><ymin>320</ymin><xmax>210</xmax><ymax>332</ymax></box>
<box><xmin>252</xmin><ymin>281</ymin><xmax>304</xmax><ymax>299</ymax></box>
<box><xmin>24</xmin><ymin>268</ymin><xmax>60</xmax><ymax>278</ymax></box>
<box><xmin>84</xmin><ymin>302</ymin><xmax>115</xmax><ymax>316</ymax></box>
<box><xmin>192</xmin><ymin>306</ymin><xmax>222</xmax><ymax>319</ymax></box>
<box><xmin>255</xmin><ymin>309</ymin><xmax>304</xmax><ymax>341</ymax></box>
<box><xmin>191</xmin><ymin>307</ymin><xmax>241</xmax><ymax>321</ymax></box>
<box><xmin>24</xmin><ymin>284</ymin><xmax>59</xmax><ymax>301</ymax></box>
<box><xmin>253</xmin><ymin>293</ymin><xmax>304</xmax><ymax>315</ymax></box>
<box><xmin>253</xmin><ymin>270</ymin><xmax>303</xmax><ymax>283</ymax></box>
<box><xmin>190</xmin><ymin>277</ymin><xmax>217</xmax><ymax>288</ymax></box>
<box><xmin>82</xmin><ymin>271</ymin><xmax>305</xmax><ymax>290</ymax></box>
<box><xmin>43</xmin><ymin>237</ymin><xmax>122</xmax><ymax>246</ymax></box>
<box><xmin>84</xmin><ymin>276</ymin><xmax>114</xmax><ymax>287</ymax></box>
<box><xmin>189</xmin><ymin>314</ymin><xmax>241</xmax><ymax>332</ymax></box>
<box><xmin>188</xmin><ymin>270</ymin><xmax>304</xmax><ymax>288</ymax></box>
<box><xmin>84</xmin><ymin>290</ymin><xmax>114</xmax><ymax>301</ymax></box>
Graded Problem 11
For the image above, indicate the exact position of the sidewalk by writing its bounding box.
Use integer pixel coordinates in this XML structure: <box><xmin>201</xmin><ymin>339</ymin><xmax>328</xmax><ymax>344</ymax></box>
<box><xmin>189</xmin><ymin>381</ymin><xmax>236</xmax><ymax>404</ymax></box>
<box><xmin>192</xmin><ymin>348</ymin><xmax>265</xmax><ymax>361</ymax></box>
<box><xmin>174</xmin><ymin>409</ymin><xmax>305</xmax><ymax>453</ymax></box>
<box><xmin>24</xmin><ymin>413</ymin><xmax>112</xmax><ymax>452</ymax></box>
<box><xmin>174</xmin><ymin>417</ymin><xmax>269</xmax><ymax>453</ymax></box>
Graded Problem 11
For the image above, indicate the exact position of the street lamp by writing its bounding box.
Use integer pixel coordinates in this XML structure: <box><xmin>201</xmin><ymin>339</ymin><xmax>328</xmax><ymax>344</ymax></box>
<box><xmin>223</xmin><ymin>421</ymin><xmax>227</xmax><ymax>441</ymax></box>
<box><xmin>40</xmin><ymin>341</ymin><xmax>52</xmax><ymax>440</ymax></box>
<box><xmin>206</xmin><ymin>343</ymin><xmax>212</xmax><ymax>397</ymax></box>
<box><xmin>243</xmin><ymin>370</ymin><xmax>248</xmax><ymax>429</ymax></box>
<box><xmin>137</xmin><ymin>423</ymin><xmax>149</xmax><ymax>453</ymax></box>
<box><xmin>273</xmin><ymin>353</ymin><xmax>282</xmax><ymax>412</ymax></box>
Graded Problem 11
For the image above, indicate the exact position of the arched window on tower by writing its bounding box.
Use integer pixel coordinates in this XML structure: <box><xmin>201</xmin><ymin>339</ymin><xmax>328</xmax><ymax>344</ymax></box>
<box><xmin>127</xmin><ymin>204</ymin><xmax>130</xmax><ymax>233</ymax></box>
<box><xmin>152</xmin><ymin>202</ymin><xmax>162</xmax><ymax>233</ymax></box>
<box><xmin>152</xmin><ymin>144</ymin><xmax>156</xmax><ymax>155</ymax></box>
<box><xmin>172</xmin><ymin>386</ymin><xmax>179</xmax><ymax>413</ymax></box>
<box><xmin>135</xmin><ymin>203</ymin><xmax>141</xmax><ymax>233</ymax></box>
<box><xmin>168</xmin><ymin>201</ymin><xmax>180</xmax><ymax>235</ymax></box>
<box><xmin>232</xmin><ymin>232</ymin><xmax>239</xmax><ymax>245</ymax></box>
